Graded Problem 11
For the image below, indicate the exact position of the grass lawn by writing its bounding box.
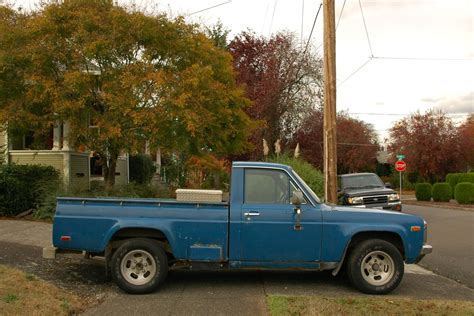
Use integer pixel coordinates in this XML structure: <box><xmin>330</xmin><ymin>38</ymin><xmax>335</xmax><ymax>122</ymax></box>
<box><xmin>267</xmin><ymin>295</ymin><xmax>474</xmax><ymax>316</ymax></box>
<box><xmin>0</xmin><ymin>264</ymin><xmax>84</xmax><ymax>315</ymax></box>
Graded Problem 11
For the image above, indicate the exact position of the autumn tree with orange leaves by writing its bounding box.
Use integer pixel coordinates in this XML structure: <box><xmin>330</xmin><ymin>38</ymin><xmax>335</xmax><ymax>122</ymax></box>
<box><xmin>0</xmin><ymin>1</ymin><xmax>252</xmax><ymax>188</ymax></box>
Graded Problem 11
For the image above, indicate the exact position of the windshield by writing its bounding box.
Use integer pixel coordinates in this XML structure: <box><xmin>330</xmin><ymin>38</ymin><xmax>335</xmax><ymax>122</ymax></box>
<box><xmin>340</xmin><ymin>174</ymin><xmax>384</xmax><ymax>190</ymax></box>
<box><xmin>292</xmin><ymin>170</ymin><xmax>321</xmax><ymax>204</ymax></box>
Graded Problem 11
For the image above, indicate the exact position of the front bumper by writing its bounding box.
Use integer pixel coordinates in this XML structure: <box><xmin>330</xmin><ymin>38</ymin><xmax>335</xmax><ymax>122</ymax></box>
<box><xmin>352</xmin><ymin>201</ymin><xmax>402</xmax><ymax>212</ymax></box>
<box><xmin>415</xmin><ymin>244</ymin><xmax>433</xmax><ymax>264</ymax></box>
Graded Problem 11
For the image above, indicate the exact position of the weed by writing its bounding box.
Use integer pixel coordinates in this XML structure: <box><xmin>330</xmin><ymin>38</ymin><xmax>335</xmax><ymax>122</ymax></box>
<box><xmin>3</xmin><ymin>293</ymin><xmax>19</xmax><ymax>303</ymax></box>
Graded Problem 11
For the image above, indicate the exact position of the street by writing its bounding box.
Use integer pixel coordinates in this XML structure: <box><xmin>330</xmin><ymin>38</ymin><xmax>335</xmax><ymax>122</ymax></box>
<box><xmin>404</xmin><ymin>204</ymin><xmax>474</xmax><ymax>288</ymax></box>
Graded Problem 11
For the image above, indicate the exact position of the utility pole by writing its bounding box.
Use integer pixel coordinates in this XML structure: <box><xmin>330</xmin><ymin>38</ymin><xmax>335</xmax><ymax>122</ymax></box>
<box><xmin>323</xmin><ymin>0</ymin><xmax>338</xmax><ymax>204</ymax></box>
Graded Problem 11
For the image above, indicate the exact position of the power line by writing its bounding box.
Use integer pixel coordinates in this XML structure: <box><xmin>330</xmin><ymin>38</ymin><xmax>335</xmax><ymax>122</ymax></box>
<box><xmin>372</xmin><ymin>56</ymin><xmax>474</xmax><ymax>62</ymax></box>
<box><xmin>313</xmin><ymin>141</ymin><xmax>380</xmax><ymax>147</ymax></box>
<box><xmin>337</xmin><ymin>57</ymin><xmax>372</xmax><ymax>87</ymax></box>
<box><xmin>268</xmin><ymin>0</ymin><xmax>278</xmax><ymax>37</ymax></box>
<box><xmin>336</xmin><ymin>0</ymin><xmax>347</xmax><ymax>31</ymax></box>
<box><xmin>188</xmin><ymin>0</ymin><xmax>232</xmax><ymax>16</ymax></box>
<box><xmin>347</xmin><ymin>112</ymin><xmax>472</xmax><ymax>117</ymax></box>
<box><xmin>303</xmin><ymin>3</ymin><xmax>322</xmax><ymax>56</ymax></box>
<box><xmin>358</xmin><ymin>0</ymin><xmax>374</xmax><ymax>57</ymax></box>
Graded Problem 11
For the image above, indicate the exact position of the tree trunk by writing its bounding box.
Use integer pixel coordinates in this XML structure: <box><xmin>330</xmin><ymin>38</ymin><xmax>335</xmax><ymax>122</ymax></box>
<box><xmin>103</xmin><ymin>154</ymin><xmax>118</xmax><ymax>190</ymax></box>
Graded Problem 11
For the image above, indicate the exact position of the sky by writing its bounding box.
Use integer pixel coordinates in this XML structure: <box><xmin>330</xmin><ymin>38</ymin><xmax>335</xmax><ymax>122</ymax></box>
<box><xmin>6</xmin><ymin>0</ymin><xmax>474</xmax><ymax>141</ymax></box>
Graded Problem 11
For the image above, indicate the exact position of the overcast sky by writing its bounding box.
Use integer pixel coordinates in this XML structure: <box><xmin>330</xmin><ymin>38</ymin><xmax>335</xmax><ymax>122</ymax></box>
<box><xmin>8</xmin><ymin>0</ymin><xmax>474</xmax><ymax>141</ymax></box>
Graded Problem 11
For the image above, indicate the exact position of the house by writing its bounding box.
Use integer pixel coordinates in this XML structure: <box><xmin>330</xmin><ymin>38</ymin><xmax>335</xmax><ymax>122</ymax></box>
<box><xmin>0</xmin><ymin>121</ymin><xmax>129</xmax><ymax>187</ymax></box>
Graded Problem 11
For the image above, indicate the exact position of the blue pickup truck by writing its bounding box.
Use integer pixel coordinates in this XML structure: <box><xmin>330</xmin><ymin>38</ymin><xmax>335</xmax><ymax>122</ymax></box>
<box><xmin>53</xmin><ymin>162</ymin><xmax>432</xmax><ymax>295</ymax></box>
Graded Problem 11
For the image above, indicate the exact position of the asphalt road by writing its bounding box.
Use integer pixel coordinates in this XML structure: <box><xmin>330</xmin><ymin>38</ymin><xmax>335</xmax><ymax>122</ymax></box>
<box><xmin>404</xmin><ymin>204</ymin><xmax>474</xmax><ymax>288</ymax></box>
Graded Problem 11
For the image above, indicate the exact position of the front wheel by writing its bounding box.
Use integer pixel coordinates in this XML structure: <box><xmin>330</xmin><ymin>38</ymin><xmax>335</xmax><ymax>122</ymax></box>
<box><xmin>347</xmin><ymin>239</ymin><xmax>404</xmax><ymax>294</ymax></box>
<box><xmin>111</xmin><ymin>238</ymin><xmax>168</xmax><ymax>294</ymax></box>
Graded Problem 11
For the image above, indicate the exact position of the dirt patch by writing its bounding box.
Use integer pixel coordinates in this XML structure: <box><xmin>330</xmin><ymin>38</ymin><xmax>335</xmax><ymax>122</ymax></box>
<box><xmin>0</xmin><ymin>241</ymin><xmax>113</xmax><ymax>309</ymax></box>
<box><xmin>0</xmin><ymin>264</ymin><xmax>84</xmax><ymax>315</ymax></box>
<box><xmin>267</xmin><ymin>295</ymin><xmax>474</xmax><ymax>315</ymax></box>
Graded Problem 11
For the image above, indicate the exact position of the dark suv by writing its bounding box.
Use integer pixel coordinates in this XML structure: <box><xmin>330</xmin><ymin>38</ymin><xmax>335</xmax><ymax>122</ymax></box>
<box><xmin>338</xmin><ymin>173</ymin><xmax>401</xmax><ymax>211</ymax></box>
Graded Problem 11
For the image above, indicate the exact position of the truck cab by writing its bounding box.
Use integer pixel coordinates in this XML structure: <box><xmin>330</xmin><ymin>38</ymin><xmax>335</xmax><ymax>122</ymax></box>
<box><xmin>51</xmin><ymin>162</ymin><xmax>432</xmax><ymax>295</ymax></box>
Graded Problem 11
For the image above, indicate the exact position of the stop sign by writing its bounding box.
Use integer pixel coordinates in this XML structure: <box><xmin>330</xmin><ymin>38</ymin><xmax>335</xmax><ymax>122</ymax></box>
<box><xmin>395</xmin><ymin>160</ymin><xmax>406</xmax><ymax>172</ymax></box>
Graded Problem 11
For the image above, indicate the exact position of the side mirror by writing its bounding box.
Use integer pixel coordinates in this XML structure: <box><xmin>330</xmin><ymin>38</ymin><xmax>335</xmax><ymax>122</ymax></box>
<box><xmin>291</xmin><ymin>190</ymin><xmax>304</xmax><ymax>206</ymax></box>
<box><xmin>385</xmin><ymin>182</ymin><xmax>392</xmax><ymax>188</ymax></box>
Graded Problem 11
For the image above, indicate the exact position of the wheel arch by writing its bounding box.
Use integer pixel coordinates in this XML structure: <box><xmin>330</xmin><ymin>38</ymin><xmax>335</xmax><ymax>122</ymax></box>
<box><xmin>332</xmin><ymin>230</ymin><xmax>406</xmax><ymax>276</ymax></box>
<box><xmin>106</xmin><ymin>227</ymin><xmax>175</xmax><ymax>263</ymax></box>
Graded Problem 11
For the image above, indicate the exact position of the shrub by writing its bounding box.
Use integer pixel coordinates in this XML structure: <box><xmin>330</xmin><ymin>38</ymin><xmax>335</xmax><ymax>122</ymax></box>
<box><xmin>445</xmin><ymin>173</ymin><xmax>460</xmax><ymax>197</ymax></box>
<box><xmin>458</xmin><ymin>173</ymin><xmax>474</xmax><ymax>184</ymax></box>
<box><xmin>269</xmin><ymin>154</ymin><xmax>324</xmax><ymax>199</ymax></box>
<box><xmin>415</xmin><ymin>183</ymin><xmax>432</xmax><ymax>201</ymax></box>
<box><xmin>0</xmin><ymin>164</ymin><xmax>59</xmax><ymax>217</ymax></box>
<box><xmin>454</xmin><ymin>182</ymin><xmax>474</xmax><ymax>204</ymax></box>
<box><xmin>431</xmin><ymin>183</ymin><xmax>451</xmax><ymax>202</ymax></box>
<box><xmin>129</xmin><ymin>154</ymin><xmax>156</xmax><ymax>184</ymax></box>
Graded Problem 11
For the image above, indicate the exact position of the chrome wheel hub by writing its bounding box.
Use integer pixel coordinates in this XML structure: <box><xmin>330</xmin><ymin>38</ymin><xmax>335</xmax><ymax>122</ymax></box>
<box><xmin>121</xmin><ymin>249</ymin><xmax>157</xmax><ymax>286</ymax></box>
<box><xmin>361</xmin><ymin>250</ymin><xmax>395</xmax><ymax>286</ymax></box>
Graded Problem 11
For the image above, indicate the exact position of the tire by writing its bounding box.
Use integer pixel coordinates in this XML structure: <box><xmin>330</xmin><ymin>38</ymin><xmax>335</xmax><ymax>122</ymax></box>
<box><xmin>111</xmin><ymin>238</ymin><xmax>168</xmax><ymax>294</ymax></box>
<box><xmin>346</xmin><ymin>239</ymin><xmax>404</xmax><ymax>295</ymax></box>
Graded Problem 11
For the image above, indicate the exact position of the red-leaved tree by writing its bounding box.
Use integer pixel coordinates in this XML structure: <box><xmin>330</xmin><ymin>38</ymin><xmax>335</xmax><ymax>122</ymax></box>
<box><xmin>388</xmin><ymin>110</ymin><xmax>462</xmax><ymax>181</ymax></box>
<box><xmin>458</xmin><ymin>113</ymin><xmax>474</xmax><ymax>171</ymax></box>
<box><xmin>293</xmin><ymin>110</ymin><xmax>379</xmax><ymax>173</ymax></box>
<box><xmin>228</xmin><ymin>31</ymin><xmax>323</xmax><ymax>159</ymax></box>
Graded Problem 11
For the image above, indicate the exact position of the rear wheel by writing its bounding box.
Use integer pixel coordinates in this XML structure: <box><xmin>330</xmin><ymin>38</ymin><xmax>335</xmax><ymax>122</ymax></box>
<box><xmin>111</xmin><ymin>238</ymin><xmax>168</xmax><ymax>294</ymax></box>
<box><xmin>347</xmin><ymin>239</ymin><xmax>404</xmax><ymax>294</ymax></box>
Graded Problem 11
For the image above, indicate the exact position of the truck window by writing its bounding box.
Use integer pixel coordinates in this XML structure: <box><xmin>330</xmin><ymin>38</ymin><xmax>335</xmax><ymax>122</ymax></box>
<box><xmin>244</xmin><ymin>169</ymin><xmax>290</xmax><ymax>204</ymax></box>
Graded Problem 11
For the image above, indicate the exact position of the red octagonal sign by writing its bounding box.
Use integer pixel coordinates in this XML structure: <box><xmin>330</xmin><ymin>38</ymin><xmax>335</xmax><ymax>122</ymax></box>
<box><xmin>395</xmin><ymin>160</ymin><xmax>406</xmax><ymax>172</ymax></box>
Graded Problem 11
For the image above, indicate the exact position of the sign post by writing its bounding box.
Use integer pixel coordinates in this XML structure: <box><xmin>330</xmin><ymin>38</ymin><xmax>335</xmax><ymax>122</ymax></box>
<box><xmin>395</xmin><ymin>159</ymin><xmax>406</xmax><ymax>201</ymax></box>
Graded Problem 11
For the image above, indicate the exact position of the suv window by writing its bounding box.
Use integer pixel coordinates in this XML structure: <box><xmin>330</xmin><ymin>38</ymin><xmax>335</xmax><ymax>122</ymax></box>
<box><xmin>341</xmin><ymin>174</ymin><xmax>384</xmax><ymax>189</ymax></box>
<box><xmin>245</xmin><ymin>169</ymin><xmax>290</xmax><ymax>204</ymax></box>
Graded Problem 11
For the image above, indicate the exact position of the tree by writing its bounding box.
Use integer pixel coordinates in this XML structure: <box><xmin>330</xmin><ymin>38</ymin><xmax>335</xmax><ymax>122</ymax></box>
<box><xmin>388</xmin><ymin>110</ymin><xmax>462</xmax><ymax>181</ymax></box>
<box><xmin>0</xmin><ymin>1</ymin><xmax>252</xmax><ymax>188</ymax></box>
<box><xmin>228</xmin><ymin>31</ymin><xmax>323</xmax><ymax>158</ymax></box>
<box><xmin>458</xmin><ymin>114</ymin><xmax>474</xmax><ymax>171</ymax></box>
<box><xmin>293</xmin><ymin>110</ymin><xmax>379</xmax><ymax>173</ymax></box>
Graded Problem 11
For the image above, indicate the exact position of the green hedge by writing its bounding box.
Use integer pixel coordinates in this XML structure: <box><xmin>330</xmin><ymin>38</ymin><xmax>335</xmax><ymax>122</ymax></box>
<box><xmin>0</xmin><ymin>164</ymin><xmax>59</xmax><ymax>217</ymax></box>
<box><xmin>129</xmin><ymin>154</ymin><xmax>156</xmax><ymax>184</ymax></box>
<box><xmin>415</xmin><ymin>183</ymin><xmax>432</xmax><ymax>201</ymax></box>
<box><xmin>431</xmin><ymin>183</ymin><xmax>451</xmax><ymax>202</ymax></box>
<box><xmin>458</xmin><ymin>173</ymin><xmax>474</xmax><ymax>184</ymax></box>
<box><xmin>269</xmin><ymin>155</ymin><xmax>324</xmax><ymax>199</ymax></box>
<box><xmin>446</xmin><ymin>173</ymin><xmax>474</xmax><ymax>197</ymax></box>
<box><xmin>454</xmin><ymin>182</ymin><xmax>474</xmax><ymax>204</ymax></box>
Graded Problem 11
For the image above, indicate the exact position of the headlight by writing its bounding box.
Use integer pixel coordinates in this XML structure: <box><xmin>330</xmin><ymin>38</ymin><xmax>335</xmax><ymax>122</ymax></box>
<box><xmin>348</xmin><ymin>196</ymin><xmax>363</xmax><ymax>204</ymax></box>
<box><xmin>388</xmin><ymin>193</ymin><xmax>399</xmax><ymax>201</ymax></box>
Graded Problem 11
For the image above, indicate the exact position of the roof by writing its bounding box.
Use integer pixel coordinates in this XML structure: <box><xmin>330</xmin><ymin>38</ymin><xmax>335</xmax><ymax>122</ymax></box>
<box><xmin>232</xmin><ymin>161</ymin><xmax>293</xmax><ymax>171</ymax></box>
<box><xmin>339</xmin><ymin>173</ymin><xmax>377</xmax><ymax>177</ymax></box>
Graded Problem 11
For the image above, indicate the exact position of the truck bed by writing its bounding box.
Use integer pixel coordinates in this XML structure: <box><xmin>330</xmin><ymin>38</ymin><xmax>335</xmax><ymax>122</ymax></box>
<box><xmin>53</xmin><ymin>197</ymin><xmax>229</xmax><ymax>261</ymax></box>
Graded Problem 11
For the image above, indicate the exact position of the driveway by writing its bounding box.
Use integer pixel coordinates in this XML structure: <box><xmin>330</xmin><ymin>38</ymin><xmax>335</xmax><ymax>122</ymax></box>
<box><xmin>404</xmin><ymin>204</ymin><xmax>474</xmax><ymax>288</ymax></box>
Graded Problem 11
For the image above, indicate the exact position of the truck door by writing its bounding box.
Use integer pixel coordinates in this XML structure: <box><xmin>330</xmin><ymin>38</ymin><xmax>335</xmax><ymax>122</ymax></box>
<box><xmin>240</xmin><ymin>168</ymin><xmax>322</xmax><ymax>262</ymax></box>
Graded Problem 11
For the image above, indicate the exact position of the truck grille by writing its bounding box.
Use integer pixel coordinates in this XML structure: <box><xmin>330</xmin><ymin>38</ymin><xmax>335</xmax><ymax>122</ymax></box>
<box><xmin>362</xmin><ymin>195</ymin><xmax>388</xmax><ymax>205</ymax></box>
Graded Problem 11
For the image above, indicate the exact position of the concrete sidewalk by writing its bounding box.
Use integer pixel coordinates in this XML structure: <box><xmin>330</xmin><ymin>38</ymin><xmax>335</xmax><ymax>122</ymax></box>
<box><xmin>0</xmin><ymin>219</ymin><xmax>52</xmax><ymax>248</ymax></box>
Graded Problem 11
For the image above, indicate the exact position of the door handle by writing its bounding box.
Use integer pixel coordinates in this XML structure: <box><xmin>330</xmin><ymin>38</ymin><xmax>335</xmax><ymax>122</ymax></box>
<box><xmin>244</xmin><ymin>211</ymin><xmax>260</xmax><ymax>216</ymax></box>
